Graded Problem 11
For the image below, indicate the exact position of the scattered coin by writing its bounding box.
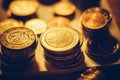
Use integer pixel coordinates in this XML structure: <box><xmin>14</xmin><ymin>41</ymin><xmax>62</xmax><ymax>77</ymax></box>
<box><xmin>25</xmin><ymin>18</ymin><xmax>47</xmax><ymax>35</ymax></box>
<box><xmin>0</xmin><ymin>18</ymin><xmax>23</xmax><ymax>35</ymax></box>
<box><xmin>47</xmin><ymin>17</ymin><xmax>70</xmax><ymax>28</ymax></box>
<box><xmin>9</xmin><ymin>0</ymin><xmax>39</xmax><ymax>16</ymax></box>
<box><xmin>53</xmin><ymin>1</ymin><xmax>76</xmax><ymax>16</ymax></box>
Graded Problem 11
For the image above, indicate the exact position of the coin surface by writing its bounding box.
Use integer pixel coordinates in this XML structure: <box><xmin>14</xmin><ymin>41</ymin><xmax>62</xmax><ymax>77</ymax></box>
<box><xmin>47</xmin><ymin>17</ymin><xmax>70</xmax><ymax>28</ymax></box>
<box><xmin>0</xmin><ymin>27</ymin><xmax>36</xmax><ymax>50</ymax></box>
<box><xmin>53</xmin><ymin>1</ymin><xmax>76</xmax><ymax>16</ymax></box>
<box><xmin>9</xmin><ymin>0</ymin><xmax>39</xmax><ymax>16</ymax></box>
<box><xmin>81</xmin><ymin>12</ymin><xmax>107</xmax><ymax>29</ymax></box>
<box><xmin>40</xmin><ymin>27</ymin><xmax>79</xmax><ymax>52</ymax></box>
<box><xmin>25</xmin><ymin>18</ymin><xmax>47</xmax><ymax>35</ymax></box>
<box><xmin>0</xmin><ymin>18</ymin><xmax>23</xmax><ymax>35</ymax></box>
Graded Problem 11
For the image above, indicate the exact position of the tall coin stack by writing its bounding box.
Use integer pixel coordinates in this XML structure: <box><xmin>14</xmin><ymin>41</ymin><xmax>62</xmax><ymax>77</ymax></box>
<box><xmin>0</xmin><ymin>27</ymin><xmax>38</xmax><ymax>72</ymax></box>
<box><xmin>40</xmin><ymin>27</ymin><xmax>84</xmax><ymax>68</ymax></box>
<box><xmin>80</xmin><ymin>7</ymin><xmax>120</xmax><ymax>64</ymax></box>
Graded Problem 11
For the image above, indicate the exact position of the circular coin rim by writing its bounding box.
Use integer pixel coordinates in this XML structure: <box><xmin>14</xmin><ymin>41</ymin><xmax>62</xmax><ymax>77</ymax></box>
<box><xmin>53</xmin><ymin>2</ymin><xmax>76</xmax><ymax>16</ymax></box>
<box><xmin>0</xmin><ymin>27</ymin><xmax>36</xmax><ymax>50</ymax></box>
<box><xmin>41</xmin><ymin>27</ymin><xmax>79</xmax><ymax>52</ymax></box>
<box><xmin>9</xmin><ymin>0</ymin><xmax>39</xmax><ymax>16</ymax></box>
<box><xmin>79</xmin><ymin>7</ymin><xmax>112</xmax><ymax>30</ymax></box>
<box><xmin>25</xmin><ymin>18</ymin><xmax>47</xmax><ymax>35</ymax></box>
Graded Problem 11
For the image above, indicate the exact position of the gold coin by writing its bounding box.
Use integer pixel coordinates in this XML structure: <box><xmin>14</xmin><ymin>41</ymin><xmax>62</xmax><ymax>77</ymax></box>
<box><xmin>53</xmin><ymin>1</ymin><xmax>76</xmax><ymax>16</ymax></box>
<box><xmin>81</xmin><ymin>12</ymin><xmax>107</xmax><ymax>29</ymax></box>
<box><xmin>0</xmin><ymin>18</ymin><xmax>23</xmax><ymax>35</ymax></box>
<box><xmin>9</xmin><ymin>0</ymin><xmax>39</xmax><ymax>16</ymax></box>
<box><xmin>40</xmin><ymin>27</ymin><xmax>79</xmax><ymax>53</ymax></box>
<box><xmin>47</xmin><ymin>17</ymin><xmax>70</xmax><ymax>28</ymax></box>
<box><xmin>0</xmin><ymin>27</ymin><xmax>36</xmax><ymax>50</ymax></box>
<box><xmin>25</xmin><ymin>18</ymin><xmax>47</xmax><ymax>35</ymax></box>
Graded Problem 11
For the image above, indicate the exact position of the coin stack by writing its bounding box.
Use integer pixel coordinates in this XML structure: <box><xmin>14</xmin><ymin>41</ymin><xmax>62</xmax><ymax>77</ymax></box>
<box><xmin>9</xmin><ymin>0</ymin><xmax>39</xmax><ymax>22</ymax></box>
<box><xmin>40</xmin><ymin>27</ymin><xmax>84</xmax><ymax>68</ymax></box>
<box><xmin>80</xmin><ymin>7</ymin><xmax>112</xmax><ymax>39</ymax></box>
<box><xmin>0</xmin><ymin>27</ymin><xmax>38</xmax><ymax>72</ymax></box>
<box><xmin>80</xmin><ymin>7</ymin><xmax>120</xmax><ymax>64</ymax></box>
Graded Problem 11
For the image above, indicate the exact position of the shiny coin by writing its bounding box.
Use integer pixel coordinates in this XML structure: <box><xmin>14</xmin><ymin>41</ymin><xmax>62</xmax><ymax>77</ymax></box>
<box><xmin>9</xmin><ymin>0</ymin><xmax>39</xmax><ymax>16</ymax></box>
<box><xmin>0</xmin><ymin>27</ymin><xmax>36</xmax><ymax>50</ymax></box>
<box><xmin>0</xmin><ymin>18</ymin><xmax>23</xmax><ymax>35</ymax></box>
<box><xmin>25</xmin><ymin>18</ymin><xmax>47</xmax><ymax>35</ymax></box>
<box><xmin>47</xmin><ymin>17</ymin><xmax>70</xmax><ymax>28</ymax></box>
<box><xmin>53</xmin><ymin>1</ymin><xmax>76</xmax><ymax>16</ymax></box>
<box><xmin>81</xmin><ymin>12</ymin><xmax>107</xmax><ymax>29</ymax></box>
<box><xmin>40</xmin><ymin>27</ymin><xmax>79</xmax><ymax>53</ymax></box>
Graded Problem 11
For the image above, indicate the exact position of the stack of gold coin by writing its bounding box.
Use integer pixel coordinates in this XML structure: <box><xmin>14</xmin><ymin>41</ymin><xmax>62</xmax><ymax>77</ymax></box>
<box><xmin>25</xmin><ymin>18</ymin><xmax>47</xmax><ymax>36</ymax></box>
<box><xmin>0</xmin><ymin>27</ymin><xmax>38</xmax><ymax>72</ymax></box>
<box><xmin>80</xmin><ymin>7</ymin><xmax>120</xmax><ymax>64</ymax></box>
<box><xmin>9</xmin><ymin>0</ymin><xmax>39</xmax><ymax>22</ymax></box>
<box><xmin>80</xmin><ymin>7</ymin><xmax>112</xmax><ymax>38</ymax></box>
<box><xmin>53</xmin><ymin>1</ymin><xmax>76</xmax><ymax>19</ymax></box>
<box><xmin>47</xmin><ymin>17</ymin><xmax>70</xmax><ymax>28</ymax></box>
<box><xmin>0</xmin><ymin>18</ymin><xmax>23</xmax><ymax>36</ymax></box>
<box><xmin>40</xmin><ymin>27</ymin><xmax>83</xmax><ymax>68</ymax></box>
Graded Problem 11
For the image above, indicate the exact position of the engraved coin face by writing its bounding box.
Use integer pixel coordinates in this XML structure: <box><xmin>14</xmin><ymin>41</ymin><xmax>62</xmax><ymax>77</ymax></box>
<box><xmin>81</xmin><ymin>12</ymin><xmax>107</xmax><ymax>29</ymax></box>
<box><xmin>47</xmin><ymin>17</ymin><xmax>70</xmax><ymax>28</ymax></box>
<box><xmin>25</xmin><ymin>18</ymin><xmax>47</xmax><ymax>35</ymax></box>
<box><xmin>9</xmin><ymin>0</ymin><xmax>39</xmax><ymax>16</ymax></box>
<box><xmin>41</xmin><ymin>27</ymin><xmax>79</xmax><ymax>52</ymax></box>
<box><xmin>53</xmin><ymin>2</ymin><xmax>76</xmax><ymax>16</ymax></box>
<box><xmin>0</xmin><ymin>27</ymin><xmax>36</xmax><ymax>50</ymax></box>
<box><xmin>46</xmin><ymin>29</ymin><xmax>73</xmax><ymax>48</ymax></box>
<box><xmin>0</xmin><ymin>18</ymin><xmax>23</xmax><ymax>35</ymax></box>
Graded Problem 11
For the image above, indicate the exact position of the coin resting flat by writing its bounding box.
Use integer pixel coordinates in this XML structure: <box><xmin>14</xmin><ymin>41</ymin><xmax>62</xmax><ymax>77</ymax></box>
<box><xmin>9</xmin><ymin>0</ymin><xmax>39</xmax><ymax>16</ymax></box>
<box><xmin>0</xmin><ymin>18</ymin><xmax>23</xmax><ymax>35</ymax></box>
<box><xmin>40</xmin><ymin>27</ymin><xmax>80</xmax><ymax>53</ymax></box>
<box><xmin>25</xmin><ymin>18</ymin><xmax>47</xmax><ymax>35</ymax></box>
<box><xmin>47</xmin><ymin>17</ymin><xmax>70</xmax><ymax>28</ymax></box>
<box><xmin>53</xmin><ymin>1</ymin><xmax>76</xmax><ymax>16</ymax></box>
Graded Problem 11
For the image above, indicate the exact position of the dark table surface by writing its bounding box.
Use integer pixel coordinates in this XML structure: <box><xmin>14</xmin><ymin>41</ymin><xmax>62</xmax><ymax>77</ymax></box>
<box><xmin>0</xmin><ymin>0</ymin><xmax>120</xmax><ymax>80</ymax></box>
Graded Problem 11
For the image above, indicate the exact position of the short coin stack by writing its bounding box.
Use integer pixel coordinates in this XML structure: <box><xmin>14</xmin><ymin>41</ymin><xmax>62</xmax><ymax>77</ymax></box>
<box><xmin>0</xmin><ymin>27</ymin><xmax>38</xmax><ymax>72</ymax></box>
<box><xmin>40</xmin><ymin>27</ymin><xmax>84</xmax><ymax>68</ymax></box>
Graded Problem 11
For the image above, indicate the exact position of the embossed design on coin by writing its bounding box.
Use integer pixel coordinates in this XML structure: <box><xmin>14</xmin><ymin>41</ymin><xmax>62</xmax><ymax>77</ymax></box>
<box><xmin>6</xmin><ymin>31</ymin><xmax>28</xmax><ymax>45</ymax></box>
<box><xmin>82</xmin><ymin>12</ymin><xmax>107</xmax><ymax>29</ymax></box>
<box><xmin>45</xmin><ymin>29</ymin><xmax>73</xmax><ymax>48</ymax></box>
<box><xmin>41</xmin><ymin>27</ymin><xmax>79</xmax><ymax>52</ymax></box>
<box><xmin>1</xmin><ymin>27</ymin><xmax>36</xmax><ymax>49</ymax></box>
